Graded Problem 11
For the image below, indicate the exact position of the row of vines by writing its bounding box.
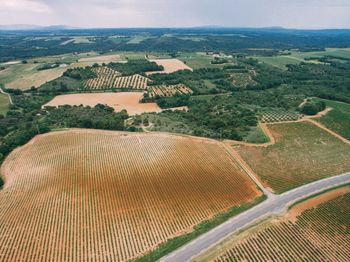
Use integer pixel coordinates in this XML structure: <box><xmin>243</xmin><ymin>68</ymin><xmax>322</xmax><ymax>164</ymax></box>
<box><xmin>149</xmin><ymin>84</ymin><xmax>193</xmax><ymax>98</ymax></box>
<box><xmin>84</xmin><ymin>67</ymin><xmax>148</xmax><ymax>90</ymax></box>
<box><xmin>0</xmin><ymin>130</ymin><xmax>258</xmax><ymax>261</ymax></box>
<box><xmin>214</xmin><ymin>193</ymin><xmax>350</xmax><ymax>261</ymax></box>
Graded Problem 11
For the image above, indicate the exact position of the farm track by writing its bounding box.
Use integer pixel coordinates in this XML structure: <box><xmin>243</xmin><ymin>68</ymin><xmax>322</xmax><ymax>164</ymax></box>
<box><xmin>160</xmin><ymin>105</ymin><xmax>350</xmax><ymax>261</ymax></box>
<box><xmin>225</xmin><ymin>107</ymin><xmax>349</xmax><ymax>148</ymax></box>
<box><xmin>0</xmin><ymin>87</ymin><xmax>13</xmax><ymax>105</ymax></box>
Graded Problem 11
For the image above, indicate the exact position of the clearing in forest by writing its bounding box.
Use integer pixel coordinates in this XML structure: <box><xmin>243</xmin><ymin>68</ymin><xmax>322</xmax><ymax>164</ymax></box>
<box><xmin>44</xmin><ymin>92</ymin><xmax>161</xmax><ymax>116</ymax></box>
<box><xmin>235</xmin><ymin>121</ymin><xmax>350</xmax><ymax>193</ymax></box>
<box><xmin>146</xmin><ymin>58</ymin><xmax>193</xmax><ymax>75</ymax></box>
<box><xmin>198</xmin><ymin>187</ymin><xmax>350</xmax><ymax>262</ymax></box>
<box><xmin>0</xmin><ymin>130</ymin><xmax>260</xmax><ymax>261</ymax></box>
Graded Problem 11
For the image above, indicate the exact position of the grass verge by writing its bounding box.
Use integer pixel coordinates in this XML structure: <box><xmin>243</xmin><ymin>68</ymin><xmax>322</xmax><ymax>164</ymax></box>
<box><xmin>135</xmin><ymin>194</ymin><xmax>267</xmax><ymax>262</ymax></box>
<box><xmin>288</xmin><ymin>182</ymin><xmax>350</xmax><ymax>210</ymax></box>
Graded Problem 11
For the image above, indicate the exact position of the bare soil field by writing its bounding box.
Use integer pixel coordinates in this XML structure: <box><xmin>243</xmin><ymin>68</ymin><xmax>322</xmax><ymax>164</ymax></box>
<box><xmin>0</xmin><ymin>129</ymin><xmax>260</xmax><ymax>261</ymax></box>
<box><xmin>44</xmin><ymin>92</ymin><xmax>161</xmax><ymax>116</ymax></box>
<box><xmin>235</xmin><ymin>121</ymin><xmax>350</xmax><ymax>193</ymax></box>
<box><xmin>198</xmin><ymin>187</ymin><xmax>350</xmax><ymax>262</ymax></box>
<box><xmin>146</xmin><ymin>59</ymin><xmax>193</xmax><ymax>75</ymax></box>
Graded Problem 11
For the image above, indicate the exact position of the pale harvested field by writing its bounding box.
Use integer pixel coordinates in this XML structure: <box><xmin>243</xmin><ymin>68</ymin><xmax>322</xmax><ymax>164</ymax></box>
<box><xmin>79</xmin><ymin>54</ymin><xmax>121</xmax><ymax>63</ymax></box>
<box><xmin>0</xmin><ymin>129</ymin><xmax>260</xmax><ymax>261</ymax></box>
<box><xmin>45</xmin><ymin>92</ymin><xmax>162</xmax><ymax>115</ymax></box>
<box><xmin>5</xmin><ymin>67</ymin><xmax>67</xmax><ymax>89</ymax></box>
<box><xmin>1</xmin><ymin>61</ymin><xmax>21</xmax><ymax>65</ymax></box>
<box><xmin>146</xmin><ymin>59</ymin><xmax>193</xmax><ymax>75</ymax></box>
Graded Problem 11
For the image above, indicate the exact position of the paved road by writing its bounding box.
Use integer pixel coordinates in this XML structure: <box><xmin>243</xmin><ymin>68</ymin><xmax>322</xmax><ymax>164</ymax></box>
<box><xmin>161</xmin><ymin>172</ymin><xmax>350</xmax><ymax>262</ymax></box>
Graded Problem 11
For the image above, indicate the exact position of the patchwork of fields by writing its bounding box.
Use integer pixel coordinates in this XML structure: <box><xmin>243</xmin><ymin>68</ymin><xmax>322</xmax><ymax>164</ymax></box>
<box><xmin>203</xmin><ymin>188</ymin><xmax>350</xmax><ymax>262</ymax></box>
<box><xmin>235</xmin><ymin>121</ymin><xmax>350</xmax><ymax>193</ymax></box>
<box><xmin>0</xmin><ymin>130</ymin><xmax>260</xmax><ymax>261</ymax></box>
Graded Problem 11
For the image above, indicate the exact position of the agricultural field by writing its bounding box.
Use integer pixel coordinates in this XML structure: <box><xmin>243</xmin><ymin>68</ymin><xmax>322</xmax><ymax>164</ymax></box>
<box><xmin>146</xmin><ymin>58</ymin><xmax>193</xmax><ymax>75</ymax></box>
<box><xmin>0</xmin><ymin>93</ymin><xmax>10</xmax><ymax>116</ymax></box>
<box><xmin>177</xmin><ymin>52</ymin><xmax>223</xmax><ymax>69</ymax></box>
<box><xmin>235</xmin><ymin>121</ymin><xmax>350</xmax><ymax>193</ymax></box>
<box><xmin>44</xmin><ymin>92</ymin><xmax>161</xmax><ymax>116</ymax></box>
<box><xmin>252</xmin><ymin>55</ymin><xmax>305</xmax><ymax>70</ymax></box>
<box><xmin>0</xmin><ymin>52</ymin><xmax>126</xmax><ymax>90</ymax></box>
<box><xmin>199</xmin><ymin>187</ymin><xmax>350</xmax><ymax>262</ymax></box>
<box><xmin>252</xmin><ymin>48</ymin><xmax>350</xmax><ymax>69</ymax></box>
<box><xmin>148</xmin><ymin>84</ymin><xmax>193</xmax><ymax>98</ymax></box>
<box><xmin>84</xmin><ymin>67</ymin><xmax>149</xmax><ymax>90</ymax></box>
<box><xmin>314</xmin><ymin>99</ymin><xmax>350</xmax><ymax>140</ymax></box>
<box><xmin>260</xmin><ymin>109</ymin><xmax>303</xmax><ymax>123</ymax></box>
<box><xmin>231</xmin><ymin>73</ymin><xmax>256</xmax><ymax>88</ymax></box>
<box><xmin>61</xmin><ymin>36</ymin><xmax>95</xmax><ymax>45</ymax></box>
<box><xmin>78</xmin><ymin>54</ymin><xmax>121</xmax><ymax>63</ymax></box>
<box><xmin>0</xmin><ymin>130</ymin><xmax>261</xmax><ymax>261</ymax></box>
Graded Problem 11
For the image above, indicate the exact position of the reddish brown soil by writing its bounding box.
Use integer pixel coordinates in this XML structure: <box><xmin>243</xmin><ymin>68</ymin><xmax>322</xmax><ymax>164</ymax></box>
<box><xmin>0</xmin><ymin>129</ymin><xmax>260</xmax><ymax>261</ymax></box>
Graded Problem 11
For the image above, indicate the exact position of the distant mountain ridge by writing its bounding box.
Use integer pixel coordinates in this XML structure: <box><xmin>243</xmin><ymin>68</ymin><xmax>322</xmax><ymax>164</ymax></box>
<box><xmin>0</xmin><ymin>24</ymin><xmax>77</xmax><ymax>31</ymax></box>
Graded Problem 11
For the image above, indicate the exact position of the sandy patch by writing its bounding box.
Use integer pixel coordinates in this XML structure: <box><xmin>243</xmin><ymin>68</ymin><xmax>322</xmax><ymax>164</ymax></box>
<box><xmin>1</xmin><ymin>61</ymin><xmax>21</xmax><ymax>65</ymax></box>
<box><xmin>44</xmin><ymin>92</ymin><xmax>162</xmax><ymax>116</ymax></box>
<box><xmin>146</xmin><ymin>59</ymin><xmax>193</xmax><ymax>75</ymax></box>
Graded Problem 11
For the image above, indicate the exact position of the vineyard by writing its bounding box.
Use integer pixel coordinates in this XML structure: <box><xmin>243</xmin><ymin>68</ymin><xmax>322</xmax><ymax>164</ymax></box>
<box><xmin>235</xmin><ymin>122</ymin><xmax>350</xmax><ymax>193</ymax></box>
<box><xmin>84</xmin><ymin>67</ymin><xmax>149</xmax><ymax>90</ymax></box>
<box><xmin>212</xmin><ymin>191</ymin><xmax>350</xmax><ymax>262</ymax></box>
<box><xmin>260</xmin><ymin>109</ymin><xmax>303</xmax><ymax>123</ymax></box>
<box><xmin>231</xmin><ymin>73</ymin><xmax>257</xmax><ymax>88</ymax></box>
<box><xmin>0</xmin><ymin>130</ymin><xmax>260</xmax><ymax>261</ymax></box>
<box><xmin>149</xmin><ymin>84</ymin><xmax>193</xmax><ymax>98</ymax></box>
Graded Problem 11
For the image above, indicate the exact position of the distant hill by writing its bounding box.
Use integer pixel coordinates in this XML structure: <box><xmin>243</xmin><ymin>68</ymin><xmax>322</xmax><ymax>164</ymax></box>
<box><xmin>0</xmin><ymin>24</ymin><xmax>77</xmax><ymax>31</ymax></box>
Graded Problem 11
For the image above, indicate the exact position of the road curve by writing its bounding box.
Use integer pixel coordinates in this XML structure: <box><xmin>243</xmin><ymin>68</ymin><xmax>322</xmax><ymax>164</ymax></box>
<box><xmin>161</xmin><ymin>172</ymin><xmax>350</xmax><ymax>262</ymax></box>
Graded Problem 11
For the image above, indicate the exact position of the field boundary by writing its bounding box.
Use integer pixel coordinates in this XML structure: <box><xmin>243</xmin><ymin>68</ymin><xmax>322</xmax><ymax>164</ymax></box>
<box><xmin>0</xmin><ymin>87</ymin><xmax>13</xmax><ymax>105</ymax></box>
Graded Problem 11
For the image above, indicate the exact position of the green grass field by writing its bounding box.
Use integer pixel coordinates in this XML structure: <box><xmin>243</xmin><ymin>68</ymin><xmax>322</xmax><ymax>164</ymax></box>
<box><xmin>177</xmin><ymin>52</ymin><xmax>228</xmax><ymax>69</ymax></box>
<box><xmin>314</xmin><ymin>98</ymin><xmax>350</xmax><ymax>140</ymax></box>
<box><xmin>0</xmin><ymin>93</ymin><xmax>10</xmax><ymax>116</ymax></box>
<box><xmin>252</xmin><ymin>56</ymin><xmax>304</xmax><ymax>69</ymax></box>
<box><xmin>252</xmin><ymin>48</ymin><xmax>350</xmax><ymax>69</ymax></box>
<box><xmin>236</xmin><ymin>121</ymin><xmax>350</xmax><ymax>193</ymax></box>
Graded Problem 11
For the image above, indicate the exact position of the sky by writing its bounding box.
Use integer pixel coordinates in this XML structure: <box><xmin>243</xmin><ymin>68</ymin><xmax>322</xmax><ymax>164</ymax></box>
<box><xmin>0</xmin><ymin>0</ymin><xmax>350</xmax><ymax>29</ymax></box>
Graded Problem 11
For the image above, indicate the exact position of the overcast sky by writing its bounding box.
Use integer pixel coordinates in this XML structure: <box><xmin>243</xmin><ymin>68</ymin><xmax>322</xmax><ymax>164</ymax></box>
<box><xmin>1</xmin><ymin>0</ymin><xmax>350</xmax><ymax>29</ymax></box>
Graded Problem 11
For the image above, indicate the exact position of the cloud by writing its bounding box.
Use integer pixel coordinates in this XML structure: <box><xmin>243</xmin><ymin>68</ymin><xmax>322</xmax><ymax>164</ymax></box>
<box><xmin>0</xmin><ymin>0</ymin><xmax>52</xmax><ymax>13</ymax></box>
<box><xmin>0</xmin><ymin>0</ymin><xmax>349</xmax><ymax>28</ymax></box>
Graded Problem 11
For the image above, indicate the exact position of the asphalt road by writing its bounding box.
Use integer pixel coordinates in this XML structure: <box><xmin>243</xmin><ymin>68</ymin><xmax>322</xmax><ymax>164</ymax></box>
<box><xmin>161</xmin><ymin>172</ymin><xmax>350</xmax><ymax>262</ymax></box>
